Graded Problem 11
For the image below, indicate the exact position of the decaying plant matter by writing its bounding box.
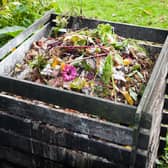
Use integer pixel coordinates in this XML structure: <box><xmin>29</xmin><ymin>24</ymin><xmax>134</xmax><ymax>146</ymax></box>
<box><xmin>13</xmin><ymin>22</ymin><xmax>154</xmax><ymax>106</ymax></box>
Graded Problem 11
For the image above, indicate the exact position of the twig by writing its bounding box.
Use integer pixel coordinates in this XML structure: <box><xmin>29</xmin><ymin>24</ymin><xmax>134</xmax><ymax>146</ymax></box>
<box><xmin>66</xmin><ymin>52</ymin><xmax>108</xmax><ymax>64</ymax></box>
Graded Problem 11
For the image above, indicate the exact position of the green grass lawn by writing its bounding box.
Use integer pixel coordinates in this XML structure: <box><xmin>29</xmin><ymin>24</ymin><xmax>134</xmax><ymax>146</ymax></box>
<box><xmin>57</xmin><ymin>0</ymin><xmax>168</xmax><ymax>29</ymax></box>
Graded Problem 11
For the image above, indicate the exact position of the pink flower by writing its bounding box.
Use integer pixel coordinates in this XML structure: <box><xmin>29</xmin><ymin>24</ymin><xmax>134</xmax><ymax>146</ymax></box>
<box><xmin>62</xmin><ymin>64</ymin><xmax>77</xmax><ymax>81</ymax></box>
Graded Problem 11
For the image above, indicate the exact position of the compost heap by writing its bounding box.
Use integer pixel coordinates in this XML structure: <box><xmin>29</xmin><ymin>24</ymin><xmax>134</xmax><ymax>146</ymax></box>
<box><xmin>13</xmin><ymin>23</ymin><xmax>154</xmax><ymax>106</ymax></box>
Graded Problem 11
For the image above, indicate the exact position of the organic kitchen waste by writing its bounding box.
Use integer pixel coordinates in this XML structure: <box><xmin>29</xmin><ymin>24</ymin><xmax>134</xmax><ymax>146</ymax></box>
<box><xmin>12</xmin><ymin>22</ymin><xmax>154</xmax><ymax>106</ymax></box>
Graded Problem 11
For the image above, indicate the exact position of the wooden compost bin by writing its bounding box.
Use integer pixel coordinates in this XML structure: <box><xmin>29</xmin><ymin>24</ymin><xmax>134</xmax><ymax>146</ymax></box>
<box><xmin>0</xmin><ymin>11</ymin><xmax>168</xmax><ymax>168</ymax></box>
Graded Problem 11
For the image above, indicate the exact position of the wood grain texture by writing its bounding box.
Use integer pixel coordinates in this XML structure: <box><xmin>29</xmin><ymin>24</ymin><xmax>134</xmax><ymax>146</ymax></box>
<box><xmin>141</xmin><ymin>37</ymin><xmax>168</xmax><ymax>126</ymax></box>
<box><xmin>0</xmin><ymin>107</ymin><xmax>149</xmax><ymax>150</ymax></box>
<box><xmin>0</xmin><ymin>129</ymin><xmax>118</xmax><ymax>168</ymax></box>
<box><xmin>0</xmin><ymin>111</ymin><xmax>131</xmax><ymax>165</ymax></box>
<box><xmin>143</xmin><ymin>55</ymin><xmax>167</xmax><ymax>167</ymax></box>
<box><xmin>0</xmin><ymin>95</ymin><xmax>133</xmax><ymax>146</ymax></box>
<box><xmin>0</xmin><ymin>146</ymin><xmax>68</xmax><ymax>168</ymax></box>
<box><xmin>0</xmin><ymin>76</ymin><xmax>136</xmax><ymax>125</ymax></box>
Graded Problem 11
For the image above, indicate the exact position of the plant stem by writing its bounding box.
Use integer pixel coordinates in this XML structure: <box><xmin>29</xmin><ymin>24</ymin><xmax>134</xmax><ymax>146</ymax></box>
<box><xmin>67</xmin><ymin>52</ymin><xmax>108</xmax><ymax>64</ymax></box>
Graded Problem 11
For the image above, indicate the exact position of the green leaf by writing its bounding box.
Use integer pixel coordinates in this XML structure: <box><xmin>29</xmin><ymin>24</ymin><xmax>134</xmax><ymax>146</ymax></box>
<box><xmin>97</xmin><ymin>24</ymin><xmax>113</xmax><ymax>35</ymax></box>
<box><xmin>112</xmin><ymin>39</ymin><xmax>128</xmax><ymax>50</ymax></box>
<box><xmin>29</xmin><ymin>55</ymin><xmax>47</xmax><ymax>70</ymax></box>
<box><xmin>64</xmin><ymin>34</ymin><xmax>87</xmax><ymax>46</ymax></box>
<box><xmin>132</xmin><ymin>63</ymin><xmax>141</xmax><ymax>71</ymax></box>
<box><xmin>71</xmin><ymin>34</ymin><xmax>87</xmax><ymax>45</ymax></box>
<box><xmin>102</xmin><ymin>53</ymin><xmax>113</xmax><ymax>84</ymax></box>
<box><xmin>0</xmin><ymin>26</ymin><xmax>25</xmax><ymax>37</ymax></box>
<box><xmin>96</xmin><ymin>24</ymin><xmax>114</xmax><ymax>44</ymax></box>
<box><xmin>70</xmin><ymin>77</ymin><xmax>86</xmax><ymax>90</ymax></box>
<box><xmin>53</xmin><ymin>16</ymin><xmax>68</xmax><ymax>28</ymax></box>
<box><xmin>81</xmin><ymin>60</ymin><xmax>92</xmax><ymax>71</ymax></box>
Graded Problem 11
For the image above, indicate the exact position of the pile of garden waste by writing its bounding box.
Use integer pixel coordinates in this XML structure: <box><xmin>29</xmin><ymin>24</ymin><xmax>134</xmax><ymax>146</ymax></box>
<box><xmin>13</xmin><ymin>22</ymin><xmax>154</xmax><ymax>106</ymax></box>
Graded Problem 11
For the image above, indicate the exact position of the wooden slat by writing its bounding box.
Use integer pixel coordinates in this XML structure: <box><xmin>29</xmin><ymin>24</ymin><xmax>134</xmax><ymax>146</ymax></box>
<box><xmin>0</xmin><ymin>113</ymin><xmax>146</xmax><ymax>168</ymax></box>
<box><xmin>0</xmin><ymin>95</ymin><xmax>133</xmax><ymax>145</ymax></box>
<box><xmin>135</xmin><ymin>149</ymin><xmax>147</xmax><ymax>168</ymax></box>
<box><xmin>0</xmin><ymin>129</ymin><xmax>119</xmax><ymax>168</ymax></box>
<box><xmin>142</xmin><ymin>81</ymin><xmax>165</xmax><ymax>168</ymax></box>
<box><xmin>131</xmin><ymin>36</ymin><xmax>168</xmax><ymax>167</ymax></box>
<box><xmin>61</xmin><ymin>14</ymin><xmax>168</xmax><ymax>43</ymax></box>
<box><xmin>131</xmin><ymin>74</ymin><xmax>165</xmax><ymax>167</ymax></box>
<box><xmin>140</xmin><ymin>36</ymin><xmax>168</xmax><ymax>127</ymax></box>
<box><xmin>138</xmin><ymin>36</ymin><xmax>168</xmax><ymax>128</ymax></box>
<box><xmin>0</xmin><ymin>146</ymin><xmax>67</xmax><ymax>168</ymax></box>
<box><xmin>0</xmin><ymin>10</ymin><xmax>54</xmax><ymax>60</ymax></box>
<box><xmin>0</xmin><ymin>76</ymin><xmax>136</xmax><ymax>125</ymax></box>
<box><xmin>0</xmin><ymin>98</ymin><xmax>149</xmax><ymax>150</ymax></box>
<box><xmin>0</xmin><ymin>23</ymin><xmax>52</xmax><ymax>75</ymax></box>
<box><xmin>0</xmin><ymin>111</ymin><xmax>131</xmax><ymax>165</ymax></box>
<box><xmin>137</xmin><ymin>128</ymin><xmax>150</xmax><ymax>150</ymax></box>
<box><xmin>140</xmin><ymin>44</ymin><xmax>162</xmax><ymax>58</ymax></box>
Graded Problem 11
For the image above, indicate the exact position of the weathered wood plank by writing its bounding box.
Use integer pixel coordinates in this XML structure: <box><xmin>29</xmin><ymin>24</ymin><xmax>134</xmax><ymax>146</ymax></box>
<box><xmin>0</xmin><ymin>23</ymin><xmax>52</xmax><ymax>75</ymax></box>
<box><xmin>135</xmin><ymin>40</ymin><xmax>168</xmax><ymax>167</ymax></box>
<box><xmin>140</xmin><ymin>44</ymin><xmax>161</xmax><ymax>58</ymax></box>
<box><xmin>130</xmin><ymin>69</ymin><xmax>166</xmax><ymax>166</ymax></box>
<box><xmin>61</xmin><ymin>15</ymin><xmax>168</xmax><ymax>43</ymax></box>
<box><xmin>139</xmin><ymin>36</ymin><xmax>168</xmax><ymax>127</ymax></box>
<box><xmin>0</xmin><ymin>129</ymin><xmax>119</xmax><ymax>168</ymax></box>
<box><xmin>0</xmin><ymin>146</ymin><xmax>67</xmax><ymax>168</ymax></box>
<box><xmin>0</xmin><ymin>106</ymin><xmax>149</xmax><ymax>151</ymax></box>
<box><xmin>142</xmin><ymin>78</ymin><xmax>165</xmax><ymax>168</ymax></box>
<box><xmin>0</xmin><ymin>76</ymin><xmax>136</xmax><ymax>125</ymax></box>
<box><xmin>137</xmin><ymin>128</ymin><xmax>150</xmax><ymax>150</ymax></box>
<box><xmin>0</xmin><ymin>10</ymin><xmax>54</xmax><ymax>60</ymax></box>
<box><xmin>0</xmin><ymin>95</ymin><xmax>133</xmax><ymax>146</ymax></box>
<box><xmin>134</xmin><ymin>149</ymin><xmax>147</xmax><ymax>168</ymax></box>
<box><xmin>135</xmin><ymin>36</ymin><xmax>168</xmax><ymax>149</ymax></box>
<box><xmin>0</xmin><ymin>111</ymin><xmax>131</xmax><ymax>165</ymax></box>
<box><xmin>131</xmin><ymin>37</ymin><xmax>168</xmax><ymax>167</ymax></box>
